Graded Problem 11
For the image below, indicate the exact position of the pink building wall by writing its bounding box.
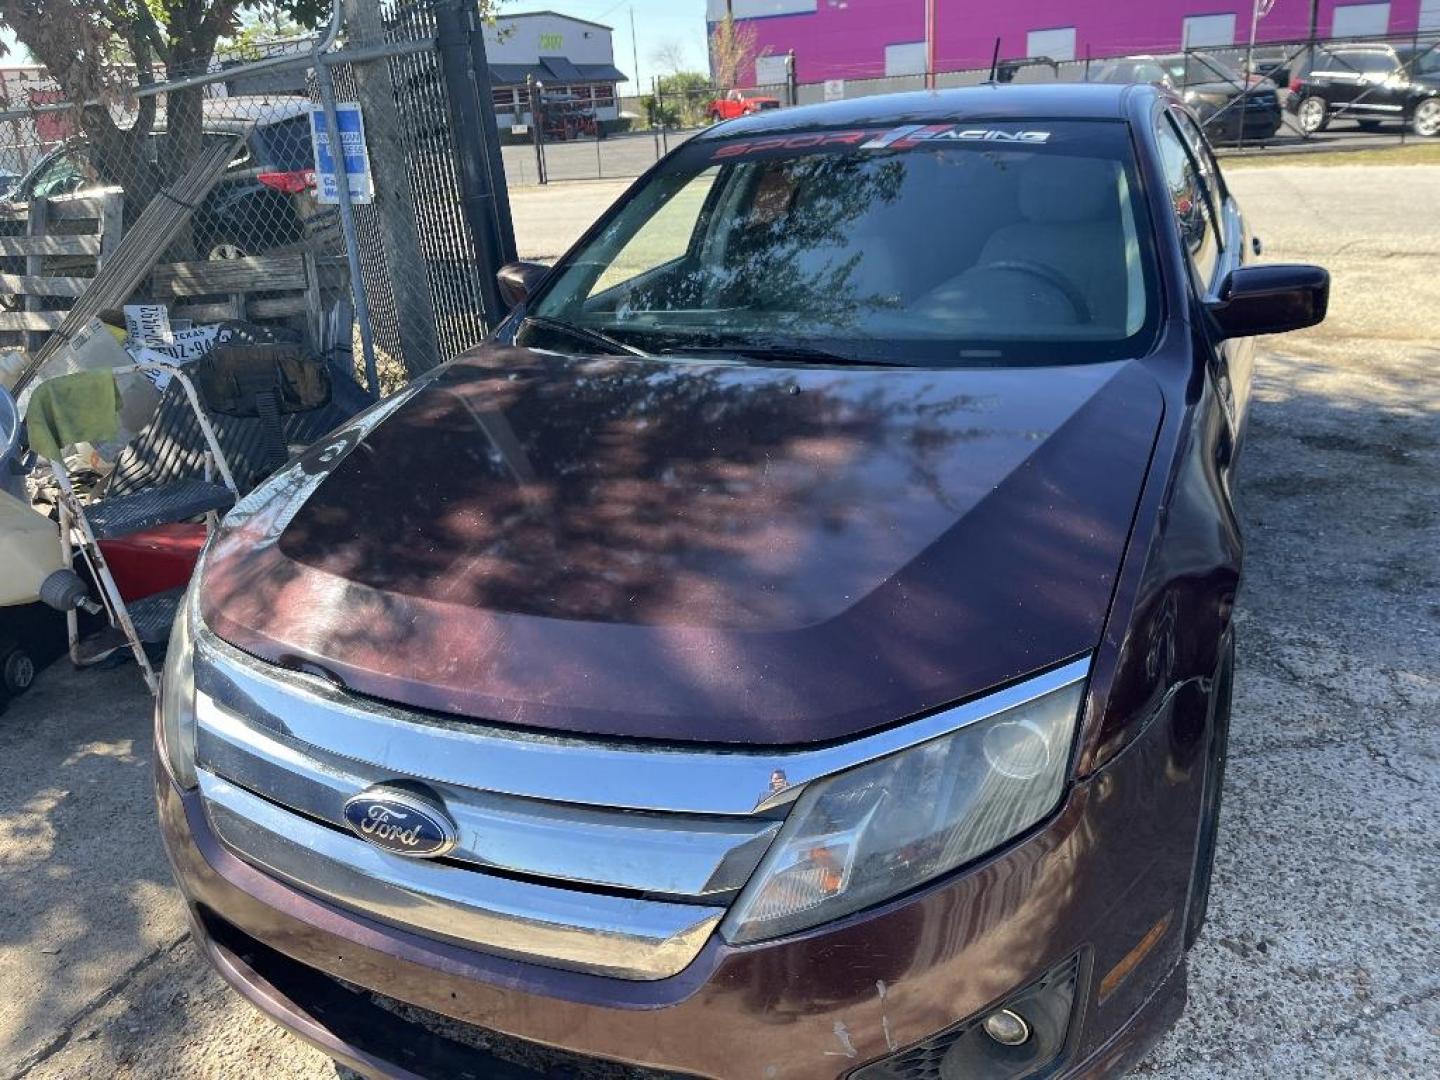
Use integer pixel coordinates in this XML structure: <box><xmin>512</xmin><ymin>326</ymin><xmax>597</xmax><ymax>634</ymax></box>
<box><xmin>726</xmin><ymin>0</ymin><xmax>1430</xmax><ymax>84</ymax></box>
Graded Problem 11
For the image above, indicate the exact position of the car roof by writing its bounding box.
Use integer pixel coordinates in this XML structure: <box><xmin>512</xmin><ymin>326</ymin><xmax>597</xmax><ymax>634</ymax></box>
<box><xmin>200</xmin><ymin>96</ymin><xmax>312</xmax><ymax>128</ymax></box>
<box><xmin>693</xmin><ymin>83</ymin><xmax>1148</xmax><ymax>140</ymax></box>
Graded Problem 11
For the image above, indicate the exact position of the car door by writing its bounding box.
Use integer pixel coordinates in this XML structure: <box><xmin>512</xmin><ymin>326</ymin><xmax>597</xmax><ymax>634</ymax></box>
<box><xmin>1346</xmin><ymin>50</ymin><xmax>1407</xmax><ymax>115</ymax></box>
<box><xmin>1155</xmin><ymin>109</ymin><xmax>1250</xmax><ymax>473</ymax></box>
<box><xmin>1309</xmin><ymin>48</ymin><xmax>1366</xmax><ymax>111</ymax></box>
<box><xmin>1175</xmin><ymin>110</ymin><xmax>1254</xmax><ymax>439</ymax></box>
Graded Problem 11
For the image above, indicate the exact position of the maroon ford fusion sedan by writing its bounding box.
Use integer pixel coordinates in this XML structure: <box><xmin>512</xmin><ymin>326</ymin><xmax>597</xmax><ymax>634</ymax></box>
<box><xmin>156</xmin><ymin>84</ymin><xmax>1328</xmax><ymax>1079</ymax></box>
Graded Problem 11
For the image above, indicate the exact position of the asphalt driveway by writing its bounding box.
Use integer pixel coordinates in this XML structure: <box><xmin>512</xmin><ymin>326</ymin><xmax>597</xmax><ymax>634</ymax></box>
<box><xmin>2</xmin><ymin>160</ymin><xmax>1437</xmax><ymax>1079</ymax></box>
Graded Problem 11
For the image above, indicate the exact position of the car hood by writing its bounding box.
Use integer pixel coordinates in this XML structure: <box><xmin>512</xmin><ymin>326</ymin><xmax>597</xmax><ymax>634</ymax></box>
<box><xmin>1189</xmin><ymin>80</ymin><xmax>1273</xmax><ymax>97</ymax></box>
<box><xmin>200</xmin><ymin>345</ymin><xmax>1163</xmax><ymax>745</ymax></box>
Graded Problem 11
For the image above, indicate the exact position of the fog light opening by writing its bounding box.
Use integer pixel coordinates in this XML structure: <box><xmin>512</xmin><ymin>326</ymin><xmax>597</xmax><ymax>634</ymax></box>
<box><xmin>981</xmin><ymin>1008</ymin><xmax>1032</xmax><ymax>1047</ymax></box>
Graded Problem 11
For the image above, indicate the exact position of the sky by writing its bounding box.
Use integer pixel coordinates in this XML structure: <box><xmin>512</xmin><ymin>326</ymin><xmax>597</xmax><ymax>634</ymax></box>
<box><xmin>0</xmin><ymin>3</ymin><xmax>710</xmax><ymax>84</ymax></box>
<box><xmin>1</xmin><ymin>29</ymin><xmax>27</xmax><ymax>64</ymax></box>
<box><xmin>506</xmin><ymin>1</ymin><xmax>711</xmax><ymax>90</ymax></box>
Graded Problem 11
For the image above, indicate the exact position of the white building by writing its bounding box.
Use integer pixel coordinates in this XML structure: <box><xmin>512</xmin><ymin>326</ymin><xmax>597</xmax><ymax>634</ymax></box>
<box><xmin>486</xmin><ymin>11</ymin><xmax>628</xmax><ymax>127</ymax></box>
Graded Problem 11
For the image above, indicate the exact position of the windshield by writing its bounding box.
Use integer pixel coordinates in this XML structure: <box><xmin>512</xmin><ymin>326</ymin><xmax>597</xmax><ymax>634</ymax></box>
<box><xmin>522</xmin><ymin>120</ymin><xmax>1159</xmax><ymax>367</ymax></box>
<box><xmin>1162</xmin><ymin>54</ymin><xmax>1243</xmax><ymax>85</ymax></box>
<box><xmin>253</xmin><ymin>116</ymin><xmax>315</xmax><ymax>171</ymax></box>
<box><xmin>1094</xmin><ymin>59</ymin><xmax>1167</xmax><ymax>84</ymax></box>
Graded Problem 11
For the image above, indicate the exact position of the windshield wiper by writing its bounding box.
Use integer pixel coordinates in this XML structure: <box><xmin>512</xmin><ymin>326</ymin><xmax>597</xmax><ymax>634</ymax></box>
<box><xmin>522</xmin><ymin>315</ymin><xmax>648</xmax><ymax>357</ymax></box>
<box><xmin>666</xmin><ymin>343</ymin><xmax>909</xmax><ymax>368</ymax></box>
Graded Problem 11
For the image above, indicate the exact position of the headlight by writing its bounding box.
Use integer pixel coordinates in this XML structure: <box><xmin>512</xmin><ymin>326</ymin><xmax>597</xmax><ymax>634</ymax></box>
<box><xmin>157</xmin><ymin>583</ymin><xmax>199</xmax><ymax>790</ymax></box>
<box><xmin>722</xmin><ymin>676</ymin><xmax>1085</xmax><ymax>945</ymax></box>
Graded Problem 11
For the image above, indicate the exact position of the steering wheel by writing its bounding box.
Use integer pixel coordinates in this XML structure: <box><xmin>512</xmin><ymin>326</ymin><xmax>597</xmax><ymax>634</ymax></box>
<box><xmin>977</xmin><ymin>259</ymin><xmax>1092</xmax><ymax>324</ymax></box>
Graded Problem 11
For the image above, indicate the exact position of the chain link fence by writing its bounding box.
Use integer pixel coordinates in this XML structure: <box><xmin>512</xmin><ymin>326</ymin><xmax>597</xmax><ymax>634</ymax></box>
<box><xmin>511</xmin><ymin>29</ymin><xmax>1440</xmax><ymax>187</ymax></box>
<box><xmin>513</xmin><ymin>79</ymin><xmax>795</xmax><ymax>186</ymax></box>
<box><xmin>0</xmin><ymin>0</ymin><xmax>513</xmax><ymax>404</ymax></box>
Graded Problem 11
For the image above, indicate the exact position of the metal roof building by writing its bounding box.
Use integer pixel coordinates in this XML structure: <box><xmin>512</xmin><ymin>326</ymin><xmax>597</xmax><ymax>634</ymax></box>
<box><xmin>485</xmin><ymin>11</ymin><xmax>629</xmax><ymax>126</ymax></box>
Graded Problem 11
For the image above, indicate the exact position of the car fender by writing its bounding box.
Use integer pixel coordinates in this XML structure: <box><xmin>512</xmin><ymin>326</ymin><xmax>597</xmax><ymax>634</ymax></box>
<box><xmin>1076</xmin><ymin>342</ymin><xmax>1243</xmax><ymax>780</ymax></box>
<box><xmin>1406</xmin><ymin>87</ymin><xmax>1440</xmax><ymax>114</ymax></box>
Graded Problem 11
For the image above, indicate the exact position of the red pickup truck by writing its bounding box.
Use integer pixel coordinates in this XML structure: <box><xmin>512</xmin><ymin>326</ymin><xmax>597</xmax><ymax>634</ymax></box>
<box><xmin>708</xmin><ymin>91</ymin><xmax>782</xmax><ymax>121</ymax></box>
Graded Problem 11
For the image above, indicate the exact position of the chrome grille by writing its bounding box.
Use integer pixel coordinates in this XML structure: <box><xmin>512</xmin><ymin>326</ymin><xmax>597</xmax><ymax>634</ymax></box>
<box><xmin>198</xmin><ymin>772</ymin><xmax>725</xmax><ymax>981</ymax></box>
<box><xmin>195</xmin><ymin>697</ymin><xmax>780</xmax><ymax>898</ymax></box>
<box><xmin>191</xmin><ymin>633</ymin><xmax>786</xmax><ymax>980</ymax></box>
<box><xmin>190</xmin><ymin>625</ymin><xmax>1089</xmax><ymax>981</ymax></box>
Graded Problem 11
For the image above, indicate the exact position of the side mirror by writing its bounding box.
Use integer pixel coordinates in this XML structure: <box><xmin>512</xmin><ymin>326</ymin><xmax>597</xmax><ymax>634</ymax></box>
<box><xmin>496</xmin><ymin>261</ymin><xmax>550</xmax><ymax>310</ymax></box>
<box><xmin>1206</xmin><ymin>264</ymin><xmax>1329</xmax><ymax>340</ymax></box>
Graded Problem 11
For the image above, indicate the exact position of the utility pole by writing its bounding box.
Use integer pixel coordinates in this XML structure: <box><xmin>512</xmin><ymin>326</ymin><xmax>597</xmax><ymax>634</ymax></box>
<box><xmin>435</xmin><ymin>0</ymin><xmax>516</xmax><ymax>326</ymax></box>
<box><xmin>630</xmin><ymin>5</ymin><xmax>641</xmax><ymax>100</ymax></box>
<box><xmin>925</xmin><ymin>0</ymin><xmax>936</xmax><ymax>90</ymax></box>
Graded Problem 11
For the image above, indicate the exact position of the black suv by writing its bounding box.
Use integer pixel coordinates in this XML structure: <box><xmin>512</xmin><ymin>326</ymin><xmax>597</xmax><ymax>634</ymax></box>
<box><xmin>1091</xmin><ymin>52</ymin><xmax>1282</xmax><ymax>140</ymax></box>
<box><xmin>1286</xmin><ymin>43</ymin><xmax>1440</xmax><ymax>136</ymax></box>
<box><xmin>3</xmin><ymin>97</ymin><xmax>334</xmax><ymax>259</ymax></box>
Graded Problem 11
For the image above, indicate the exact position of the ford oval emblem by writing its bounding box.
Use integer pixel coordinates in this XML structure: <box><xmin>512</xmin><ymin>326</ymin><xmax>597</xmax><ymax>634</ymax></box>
<box><xmin>342</xmin><ymin>786</ymin><xmax>459</xmax><ymax>858</ymax></box>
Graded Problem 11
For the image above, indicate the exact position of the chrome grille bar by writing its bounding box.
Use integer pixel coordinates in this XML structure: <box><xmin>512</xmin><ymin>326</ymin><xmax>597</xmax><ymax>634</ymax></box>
<box><xmin>195</xmin><ymin>695</ymin><xmax>780</xmax><ymax>898</ymax></box>
<box><xmin>196</xmin><ymin>629</ymin><xmax>1091</xmax><ymax>815</ymax></box>
<box><xmin>199</xmin><ymin>772</ymin><xmax>725</xmax><ymax>981</ymax></box>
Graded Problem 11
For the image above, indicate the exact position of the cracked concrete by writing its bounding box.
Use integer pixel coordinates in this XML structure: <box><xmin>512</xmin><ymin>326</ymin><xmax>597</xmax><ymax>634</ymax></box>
<box><xmin>0</xmin><ymin>163</ymin><xmax>1436</xmax><ymax>1078</ymax></box>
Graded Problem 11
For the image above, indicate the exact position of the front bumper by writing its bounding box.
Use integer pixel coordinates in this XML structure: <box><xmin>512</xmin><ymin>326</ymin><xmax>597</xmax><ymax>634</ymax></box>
<box><xmin>158</xmin><ymin>695</ymin><xmax>1201</xmax><ymax>1080</ymax></box>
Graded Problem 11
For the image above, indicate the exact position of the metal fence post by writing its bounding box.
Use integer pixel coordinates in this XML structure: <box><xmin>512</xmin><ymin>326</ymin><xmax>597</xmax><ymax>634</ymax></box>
<box><xmin>465</xmin><ymin>4</ymin><xmax>518</xmax><ymax>265</ymax></box>
<box><xmin>1402</xmin><ymin>26</ymin><xmax>1419</xmax><ymax>146</ymax></box>
<box><xmin>528</xmin><ymin>76</ymin><xmax>548</xmax><ymax>185</ymax></box>
<box><xmin>314</xmin><ymin>54</ymin><xmax>380</xmax><ymax>398</ymax></box>
<box><xmin>339</xmin><ymin>0</ymin><xmax>441</xmax><ymax>375</ymax></box>
<box><xmin>434</xmin><ymin>0</ymin><xmax>515</xmax><ymax>325</ymax></box>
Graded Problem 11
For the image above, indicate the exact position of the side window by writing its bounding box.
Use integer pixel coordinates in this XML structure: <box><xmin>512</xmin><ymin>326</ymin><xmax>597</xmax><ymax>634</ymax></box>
<box><xmin>27</xmin><ymin>150</ymin><xmax>93</xmax><ymax>199</ymax></box>
<box><xmin>1154</xmin><ymin>115</ymin><xmax>1220</xmax><ymax>289</ymax></box>
<box><xmin>588</xmin><ymin>168</ymin><xmax>717</xmax><ymax>296</ymax></box>
<box><xmin>1172</xmin><ymin>110</ymin><xmax>1227</xmax><ymax>227</ymax></box>
<box><xmin>203</xmin><ymin>133</ymin><xmax>254</xmax><ymax>172</ymax></box>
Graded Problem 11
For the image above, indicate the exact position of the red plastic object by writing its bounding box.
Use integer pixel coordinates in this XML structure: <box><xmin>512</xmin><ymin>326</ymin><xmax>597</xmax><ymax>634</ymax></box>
<box><xmin>257</xmin><ymin>169</ymin><xmax>316</xmax><ymax>195</ymax></box>
<box><xmin>98</xmin><ymin>524</ymin><xmax>207</xmax><ymax>602</ymax></box>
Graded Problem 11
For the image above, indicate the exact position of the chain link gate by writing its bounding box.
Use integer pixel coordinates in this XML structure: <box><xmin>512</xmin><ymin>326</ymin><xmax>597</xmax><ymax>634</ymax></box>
<box><xmin>0</xmin><ymin>0</ymin><xmax>516</xmax><ymax>399</ymax></box>
<box><xmin>322</xmin><ymin>0</ymin><xmax>514</xmax><ymax>386</ymax></box>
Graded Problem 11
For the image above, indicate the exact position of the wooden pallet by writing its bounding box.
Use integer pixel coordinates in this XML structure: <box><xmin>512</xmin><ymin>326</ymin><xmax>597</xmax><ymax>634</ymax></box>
<box><xmin>0</xmin><ymin>190</ymin><xmax>124</xmax><ymax>351</ymax></box>
<box><xmin>144</xmin><ymin>252</ymin><xmax>348</xmax><ymax>343</ymax></box>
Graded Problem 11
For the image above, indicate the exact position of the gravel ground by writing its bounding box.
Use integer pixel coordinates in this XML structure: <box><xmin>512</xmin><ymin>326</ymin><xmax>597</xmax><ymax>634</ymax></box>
<box><xmin>1</xmin><ymin>162</ymin><xmax>1437</xmax><ymax>1080</ymax></box>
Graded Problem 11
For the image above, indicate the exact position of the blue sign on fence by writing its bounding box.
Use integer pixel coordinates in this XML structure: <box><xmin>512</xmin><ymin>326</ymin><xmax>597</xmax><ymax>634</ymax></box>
<box><xmin>309</xmin><ymin>103</ymin><xmax>374</xmax><ymax>205</ymax></box>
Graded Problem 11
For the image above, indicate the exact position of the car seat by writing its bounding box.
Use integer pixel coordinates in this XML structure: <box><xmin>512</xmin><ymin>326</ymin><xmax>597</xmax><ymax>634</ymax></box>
<box><xmin>972</xmin><ymin>156</ymin><xmax>1127</xmax><ymax>327</ymax></box>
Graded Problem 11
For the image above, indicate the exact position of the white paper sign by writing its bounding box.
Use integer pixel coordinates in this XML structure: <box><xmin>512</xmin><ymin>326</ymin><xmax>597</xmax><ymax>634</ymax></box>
<box><xmin>124</xmin><ymin>304</ymin><xmax>173</xmax><ymax>347</ymax></box>
<box><xmin>824</xmin><ymin>79</ymin><xmax>846</xmax><ymax>102</ymax></box>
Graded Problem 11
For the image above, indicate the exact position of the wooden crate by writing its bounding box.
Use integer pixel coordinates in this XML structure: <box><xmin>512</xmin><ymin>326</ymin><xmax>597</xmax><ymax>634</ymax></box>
<box><xmin>144</xmin><ymin>253</ymin><xmax>349</xmax><ymax>344</ymax></box>
<box><xmin>0</xmin><ymin>190</ymin><xmax>124</xmax><ymax>351</ymax></box>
